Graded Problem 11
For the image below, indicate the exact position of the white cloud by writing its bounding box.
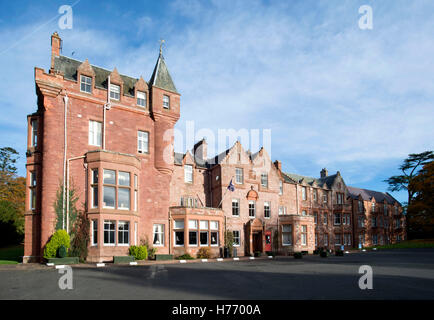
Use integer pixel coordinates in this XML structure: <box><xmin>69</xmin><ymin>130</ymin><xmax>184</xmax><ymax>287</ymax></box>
<box><xmin>1</xmin><ymin>0</ymin><xmax>433</xmax><ymax>200</ymax></box>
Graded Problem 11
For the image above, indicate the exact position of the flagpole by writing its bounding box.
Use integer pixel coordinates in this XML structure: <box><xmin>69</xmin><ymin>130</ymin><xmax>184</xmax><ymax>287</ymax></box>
<box><xmin>218</xmin><ymin>175</ymin><xmax>234</xmax><ymax>208</ymax></box>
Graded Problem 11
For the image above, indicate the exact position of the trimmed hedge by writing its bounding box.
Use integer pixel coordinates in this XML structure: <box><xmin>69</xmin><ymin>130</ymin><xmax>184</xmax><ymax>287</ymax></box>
<box><xmin>43</xmin><ymin>230</ymin><xmax>70</xmax><ymax>259</ymax></box>
<box><xmin>129</xmin><ymin>245</ymin><xmax>148</xmax><ymax>260</ymax></box>
<box><xmin>294</xmin><ymin>252</ymin><xmax>303</xmax><ymax>259</ymax></box>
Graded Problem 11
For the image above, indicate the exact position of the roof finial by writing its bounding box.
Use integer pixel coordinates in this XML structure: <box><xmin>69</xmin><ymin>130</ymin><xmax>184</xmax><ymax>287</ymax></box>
<box><xmin>159</xmin><ymin>39</ymin><xmax>165</xmax><ymax>56</ymax></box>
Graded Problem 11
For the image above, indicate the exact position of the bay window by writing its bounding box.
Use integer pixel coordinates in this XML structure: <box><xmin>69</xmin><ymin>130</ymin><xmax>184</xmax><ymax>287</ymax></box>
<box><xmin>282</xmin><ymin>224</ymin><xmax>292</xmax><ymax>246</ymax></box>
<box><xmin>174</xmin><ymin>220</ymin><xmax>184</xmax><ymax>246</ymax></box>
<box><xmin>118</xmin><ymin>221</ymin><xmax>129</xmax><ymax>245</ymax></box>
<box><xmin>189</xmin><ymin>220</ymin><xmax>198</xmax><ymax>246</ymax></box>
<box><xmin>301</xmin><ymin>225</ymin><xmax>307</xmax><ymax>245</ymax></box>
<box><xmin>104</xmin><ymin>220</ymin><xmax>116</xmax><ymax>245</ymax></box>
<box><xmin>91</xmin><ymin>169</ymin><xmax>98</xmax><ymax>208</ymax></box>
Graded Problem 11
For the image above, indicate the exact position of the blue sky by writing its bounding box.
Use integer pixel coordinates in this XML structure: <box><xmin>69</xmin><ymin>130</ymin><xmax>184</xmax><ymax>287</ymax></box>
<box><xmin>1</xmin><ymin>0</ymin><xmax>433</xmax><ymax>203</ymax></box>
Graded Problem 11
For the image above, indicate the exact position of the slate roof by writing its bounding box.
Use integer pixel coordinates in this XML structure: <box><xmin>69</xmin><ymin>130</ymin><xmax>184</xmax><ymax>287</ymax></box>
<box><xmin>174</xmin><ymin>152</ymin><xmax>207</xmax><ymax>169</ymax></box>
<box><xmin>283</xmin><ymin>172</ymin><xmax>338</xmax><ymax>189</ymax></box>
<box><xmin>347</xmin><ymin>186</ymin><xmax>401</xmax><ymax>205</ymax></box>
<box><xmin>149</xmin><ymin>53</ymin><xmax>178</xmax><ymax>93</ymax></box>
<box><xmin>53</xmin><ymin>55</ymin><xmax>140</xmax><ymax>97</ymax></box>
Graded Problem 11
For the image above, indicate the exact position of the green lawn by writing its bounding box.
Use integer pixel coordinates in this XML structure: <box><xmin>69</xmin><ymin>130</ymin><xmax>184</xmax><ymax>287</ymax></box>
<box><xmin>0</xmin><ymin>244</ymin><xmax>24</xmax><ymax>264</ymax></box>
<box><xmin>366</xmin><ymin>239</ymin><xmax>434</xmax><ymax>250</ymax></box>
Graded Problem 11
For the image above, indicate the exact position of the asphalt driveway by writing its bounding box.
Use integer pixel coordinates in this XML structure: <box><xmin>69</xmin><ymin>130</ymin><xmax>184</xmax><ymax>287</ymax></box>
<box><xmin>1</xmin><ymin>249</ymin><xmax>433</xmax><ymax>300</ymax></box>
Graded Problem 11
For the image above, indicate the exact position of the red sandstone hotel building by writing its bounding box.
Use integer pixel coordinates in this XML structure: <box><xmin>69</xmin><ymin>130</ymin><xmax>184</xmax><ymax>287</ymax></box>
<box><xmin>23</xmin><ymin>33</ymin><xmax>406</xmax><ymax>263</ymax></box>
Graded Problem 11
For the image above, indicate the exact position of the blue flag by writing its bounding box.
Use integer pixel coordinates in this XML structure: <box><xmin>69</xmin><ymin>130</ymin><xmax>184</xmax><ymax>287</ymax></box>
<box><xmin>227</xmin><ymin>179</ymin><xmax>235</xmax><ymax>192</ymax></box>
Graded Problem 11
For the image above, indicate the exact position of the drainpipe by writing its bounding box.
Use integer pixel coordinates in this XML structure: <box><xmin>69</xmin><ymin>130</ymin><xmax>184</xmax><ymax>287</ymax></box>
<box><xmin>62</xmin><ymin>93</ymin><xmax>69</xmax><ymax>230</ymax></box>
<box><xmin>103</xmin><ymin>76</ymin><xmax>111</xmax><ymax>150</ymax></box>
<box><xmin>168</xmin><ymin>211</ymin><xmax>172</xmax><ymax>255</ymax></box>
<box><xmin>66</xmin><ymin>155</ymin><xmax>85</xmax><ymax>234</ymax></box>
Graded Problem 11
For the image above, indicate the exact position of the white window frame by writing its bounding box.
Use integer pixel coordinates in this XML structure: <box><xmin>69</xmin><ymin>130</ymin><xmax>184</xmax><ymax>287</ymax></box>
<box><xmin>91</xmin><ymin>220</ymin><xmax>98</xmax><ymax>246</ymax></box>
<box><xmin>137</xmin><ymin>91</ymin><xmax>146</xmax><ymax>107</ymax></box>
<box><xmin>88</xmin><ymin>120</ymin><xmax>102</xmax><ymax>146</ymax></box>
<box><xmin>232</xmin><ymin>199</ymin><xmax>239</xmax><ymax>216</ymax></box>
<box><xmin>264</xmin><ymin>202</ymin><xmax>271</xmax><ymax>219</ymax></box>
<box><xmin>261</xmin><ymin>173</ymin><xmax>268</xmax><ymax>188</ymax></box>
<box><xmin>137</xmin><ymin>131</ymin><xmax>149</xmax><ymax>153</ymax></box>
<box><xmin>235</xmin><ymin>168</ymin><xmax>243</xmax><ymax>184</ymax></box>
<box><xmin>282</xmin><ymin>224</ymin><xmax>292</xmax><ymax>246</ymax></box>
<box><xmin>163</xmin><ymin>95</ymin><xmax>170</xmax><ymax>109</ymax></box>
<box><xmin>279</xmin><ymin>180</ymin><xmax>283</xmax><ymax>195</ymax></box>
<box><xmin>31</xmin><ymin>119</ymin><xmax>38</xmax><ymax>147</ymax></box>
<box><xmin>103</xmin><ymin>220</ymin><xmax>116</xmax><ymax>246</ymax></box>
<box><xmin>80</xmin><ymin>74</ymin><xmax>92</xmax><ymax>93</ymax></box>
<box><xmin>233</xmin><ymin>230</ymin><xmax>240</xmax><ymax>247</ymax></box>
<box><xmin>153</xmin><ymin>224</ymin><xmax>165</xmax><ymax>246</ymax></box>
<box><xmin>110</xmin><ymin>84</ymin><xmax>120</xmax><ymax>100</ymax></box>
<box><xmin>184</xmin><ymin>165</ymin><xmax>193</xmax><ymax>183</ymax></box>
<box><xmin>248</xmin><ymin>200</ymin><xmax>256</xmax><ymax>218</ymax></box>
<box><xmin>117</xmin><ymin>221</ymin><xmax>130</xmax><ymax>246</ymax></box>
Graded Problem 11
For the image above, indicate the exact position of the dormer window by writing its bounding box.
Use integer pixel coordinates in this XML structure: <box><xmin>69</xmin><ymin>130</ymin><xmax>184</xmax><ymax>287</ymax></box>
<box><xmin>163</xmin><ymin>95</ymin><xmax>170</xmax><ymax>109</ymax></box>
<box><xmin>137</xmin><ymin>91</ymin><xmax>146</xmax><ymax>107</ymax></box>
<box><xmin>110</xmin><ymin>84</ymin><xmax>120</xmax><ymax>100</ymax></box>
<box><xmin>80</xmin><ymin>75</ymin><xmax>92</xmax><ymax>93</ymax></box>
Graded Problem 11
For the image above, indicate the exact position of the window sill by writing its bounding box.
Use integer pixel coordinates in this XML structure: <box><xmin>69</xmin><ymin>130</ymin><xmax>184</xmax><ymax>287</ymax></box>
<box><xmin>103</xmin><ymin>244</ymin><xmax>115</xmax><ymax>246</ymax></box>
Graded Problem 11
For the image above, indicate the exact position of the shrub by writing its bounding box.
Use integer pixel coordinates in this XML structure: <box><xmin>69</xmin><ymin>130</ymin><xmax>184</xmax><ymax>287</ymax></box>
<box><xmin>197</xmin><ymin>247</ymin><xmax>211</xmax><ymax>259</ymax></box>
<box><xmin>129</xmin><ymin>245</ymin><xmax>148</xmax><ymax>260</ymax></box>
<box><xmin>294</xmin><ymin>252</ymin><xmax>303</xmax><ymax>259</ymax></box>
<box><xmin>176</xmin><ymin>253</ymin><xmax>194</xmax><ymax>260</ymax></box>
<box><xmin>69</xmin><ymin>212</ymin><xmax>90</xmax><ymax>262</ymax></box>
<box><xmin>43</xmin><ymin>229</ymin><xmax>70</xmax><ymax>259</ymax></box>
<box><xmin>320</xmin><ymin>250</ymin><xmax>328</xmax><ymax>258</ymax></box>
<box><xmin>254</xmin><ymin>251</ymin><xmax>262</xmax><ymax>257</ymax></box>
<box><xmin>57</xmin><ymin>245</ymin><xmax>67</xmax><ymax>258</ymax></box>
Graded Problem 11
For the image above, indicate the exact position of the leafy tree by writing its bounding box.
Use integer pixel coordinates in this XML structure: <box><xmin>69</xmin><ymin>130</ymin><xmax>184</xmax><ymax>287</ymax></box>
<box><xmin>384</xmin><ymin>151</ymin><xmax>434</xmax><ymax>207</ymax></box>
<box><xmin>407</xmin><ymin>161</ymin><xmax>434</xmax><ymax>239</ymax></box>
<box><xmin>0</xmin><ymin>147</ymin><xmax>25</xmax><ymax>246</ymax></box>
<box><xmin>385</xmin><ymin>151</ymin><xmax>434</xmax><ymax>239</ymax></box>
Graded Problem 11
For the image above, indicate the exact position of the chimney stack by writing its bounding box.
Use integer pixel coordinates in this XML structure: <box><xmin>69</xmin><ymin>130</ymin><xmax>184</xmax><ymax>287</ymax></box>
<box><xmin>193</xmin><ymin>138</ymin><xmax>207</xmax><ymax>161</ymax></box>
<box><xmin>320</xmin><ymin>168</ymin><xmax>328</xmax><ymax>178</ymax></box>
<box><xmin>274</xmin><ymin>160</ymin><xmax>282</xmax><ymax>171</ymax></box>
<box><xmin>50</xmin><ymin>32</ymin><xmax>62</xmax><ymax>71</ymax></box>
